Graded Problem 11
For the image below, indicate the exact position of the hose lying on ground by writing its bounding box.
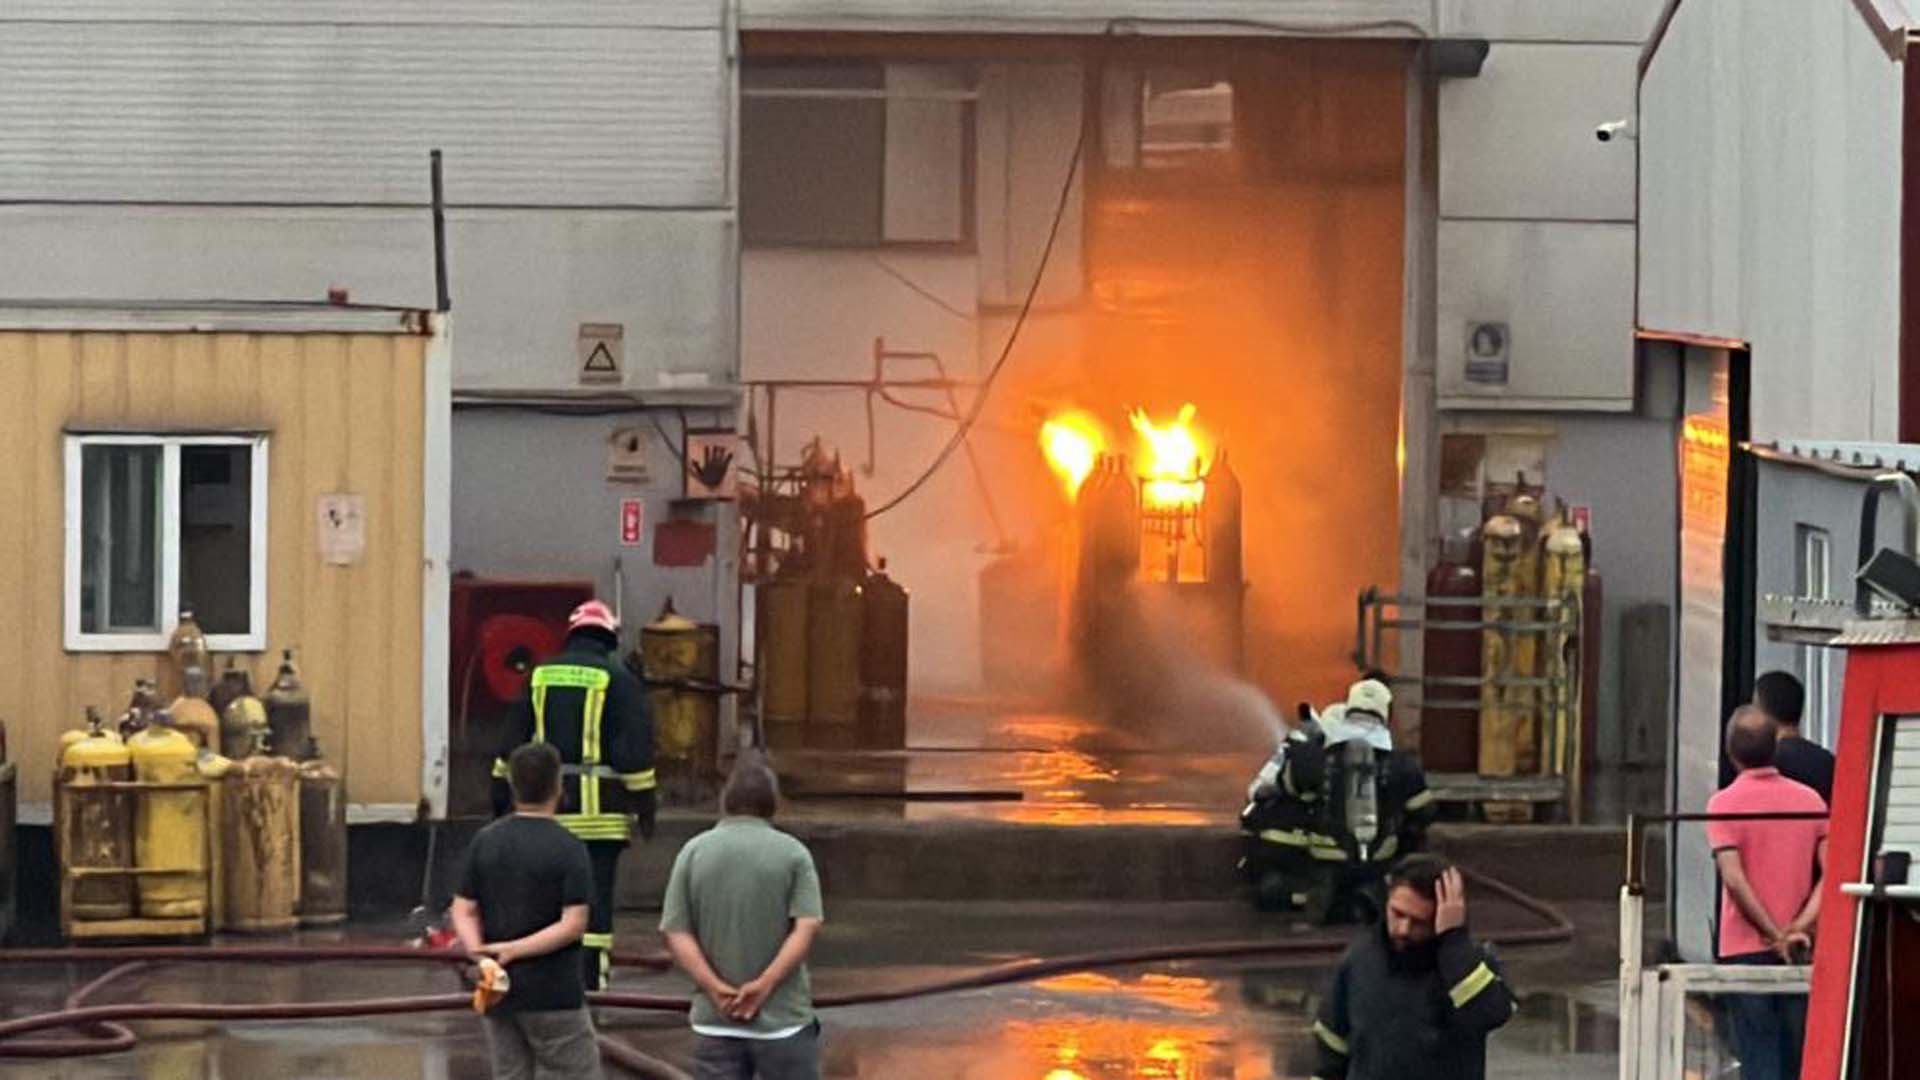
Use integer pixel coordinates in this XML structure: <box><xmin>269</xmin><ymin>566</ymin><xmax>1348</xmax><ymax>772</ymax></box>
<box><xmin>0</xmin><ymin>868</ymin><xmax>1570</xmax><ymax>1077</ymax></box>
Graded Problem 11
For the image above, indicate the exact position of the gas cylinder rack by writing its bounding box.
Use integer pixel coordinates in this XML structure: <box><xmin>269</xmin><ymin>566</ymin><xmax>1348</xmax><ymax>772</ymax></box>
<box><xmin>1352</xmin><ymin>587</ymin><xmax>1585</xmax><ymax>823</ymax></box>
<box><xmin>54</xmin><ymin>768</ymin><xmax>214</xmax><ymax>941</ymax></box>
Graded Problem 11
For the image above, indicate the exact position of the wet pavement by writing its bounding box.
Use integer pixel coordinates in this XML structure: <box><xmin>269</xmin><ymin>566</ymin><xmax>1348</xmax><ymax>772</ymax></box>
<box><xmin>773</xmin><ymin>697</ymin><xmax>1665</xmax><ymax>828</ymax></box>
<box><xmin>1</xmin><ymin>896</ymin><xmax>1631</xmax><ymax>1079</ymax></box>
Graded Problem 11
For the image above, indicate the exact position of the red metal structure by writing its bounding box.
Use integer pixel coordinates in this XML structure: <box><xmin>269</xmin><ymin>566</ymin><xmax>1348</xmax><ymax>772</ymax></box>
<box><xmin>1797</xmin><ymin>476</ymin><xmax>1920</xmax><ymax>1080</ymax></box>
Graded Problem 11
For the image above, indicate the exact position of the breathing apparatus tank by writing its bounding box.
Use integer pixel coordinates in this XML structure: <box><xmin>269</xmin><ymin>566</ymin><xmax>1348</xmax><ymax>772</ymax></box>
<box><xmin>1341</xmin><ymin>738</ymin><xmax>1380</xmax><ymax>862</ymax></box>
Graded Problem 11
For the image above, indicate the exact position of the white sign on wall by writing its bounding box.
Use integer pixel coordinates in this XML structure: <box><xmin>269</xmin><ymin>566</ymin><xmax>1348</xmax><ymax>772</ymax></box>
<box><xmin>317</xmin><ymin>494</ymin><xmax>367</xmax><ymax>566</ymax></box>
<box><xmin>578</xmin><ymin>323</ymin><xmax>624</xmax><ymax>385</ymax></box>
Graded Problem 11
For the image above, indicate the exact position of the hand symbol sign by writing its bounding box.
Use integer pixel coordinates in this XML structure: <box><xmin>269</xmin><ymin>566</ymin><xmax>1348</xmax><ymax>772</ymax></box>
<box><xmin>692</xmin><ymin>443</ymin><xmax>734</xmax><ymax>490</ymax></box>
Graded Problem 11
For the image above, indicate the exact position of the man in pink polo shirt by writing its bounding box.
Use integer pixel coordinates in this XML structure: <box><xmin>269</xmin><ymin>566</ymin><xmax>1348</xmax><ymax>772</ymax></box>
<box><xmin>1705</xmin><ymin>706</ymin><xmax>1828</xmax><ymax>1080</ymax></box>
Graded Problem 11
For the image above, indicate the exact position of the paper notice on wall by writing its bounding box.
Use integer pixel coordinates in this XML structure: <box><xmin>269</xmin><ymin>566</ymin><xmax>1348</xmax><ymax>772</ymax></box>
<box><xmin>607</xmin><ymin>426</ymin><xmax>650</xmax><ymax>483</ymax></box>
<box><xmin>317</xmin><ymin>494</ymin><xmax>367</xmax><ymax>566</ymax></box>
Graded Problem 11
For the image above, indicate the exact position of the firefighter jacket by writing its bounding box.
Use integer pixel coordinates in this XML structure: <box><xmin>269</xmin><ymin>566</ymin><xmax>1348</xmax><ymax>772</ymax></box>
<box><xmin>1241</xmin><ymin>721</ymin><xmax>1436</xmax><ymax>866</ymax></box>
<box><xmin>492</xmin><ymin>631</ymin><xmax>657</xmax><ymax>843</ymax></box>
<box><xmin>1313</xmin><ymin>922</ymin><xmax>1516</xmax><ymax>1080</ymax></box>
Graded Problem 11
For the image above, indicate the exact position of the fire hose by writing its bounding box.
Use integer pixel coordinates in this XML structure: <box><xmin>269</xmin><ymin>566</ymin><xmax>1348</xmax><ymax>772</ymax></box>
<box><xmin>0</xmin><ymin>869</ymin><xmax>1570</xmax><ymax>1077</ymax></box>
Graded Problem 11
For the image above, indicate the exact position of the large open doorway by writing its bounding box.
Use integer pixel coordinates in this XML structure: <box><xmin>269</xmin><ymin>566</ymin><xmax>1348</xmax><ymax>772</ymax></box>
<box><xmin>736</xmin><ymin>33</ymin><xmax>1413</xmax><ymax>820</ymax></box>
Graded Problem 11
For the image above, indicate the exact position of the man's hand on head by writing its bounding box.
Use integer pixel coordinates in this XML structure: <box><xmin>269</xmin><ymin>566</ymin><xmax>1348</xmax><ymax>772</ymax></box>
<box><xmin>1434</xmin><ymin>867</ymin><xmax>1468</xmax><ymax>935</ymax></box>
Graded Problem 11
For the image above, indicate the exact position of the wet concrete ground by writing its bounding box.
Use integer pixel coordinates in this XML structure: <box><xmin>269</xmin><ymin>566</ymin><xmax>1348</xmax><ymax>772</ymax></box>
<box><xmin>1</xmin><ymin>896</ymin><xmax>1632</xmax><ymax>1080</ymax></box>
<box><xmin>774</xmin><ymin>699</ymin><xmax>1665</xmax><ymax>828</ymax></box>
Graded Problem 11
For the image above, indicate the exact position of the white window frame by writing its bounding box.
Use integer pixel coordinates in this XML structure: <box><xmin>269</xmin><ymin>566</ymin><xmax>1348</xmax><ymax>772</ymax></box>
<box><xmin>1797</xmin><ymin>524</ymin><xmax>1835</xmax><ymax>745</ymax></box>
<box><xmin>64</xmin><ymin>433</ymin><xmax>269</xmax><ymax>653</ymax></box>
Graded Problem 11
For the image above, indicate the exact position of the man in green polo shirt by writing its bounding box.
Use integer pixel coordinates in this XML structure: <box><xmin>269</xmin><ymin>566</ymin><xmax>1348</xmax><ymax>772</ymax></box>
<box><xmin>660</xmin><ymin>755</ymin><xmax>824</xmax><ymax>1080</ymax></box>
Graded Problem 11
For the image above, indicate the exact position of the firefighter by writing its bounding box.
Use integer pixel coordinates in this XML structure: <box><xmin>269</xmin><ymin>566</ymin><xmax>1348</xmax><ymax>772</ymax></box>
<box><xmin>1239</xmin><ymin>677</ymin><xmax>1436</xmax><ymax>924</ymax></box>
<box><xmin>492</xmin><ymin>599</ymin><xmax>657</xmax><ymax>991</ymax></box>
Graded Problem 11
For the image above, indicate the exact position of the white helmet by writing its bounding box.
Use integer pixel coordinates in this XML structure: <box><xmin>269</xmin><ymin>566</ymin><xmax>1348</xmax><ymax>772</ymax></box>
<box><xmin>1344</xmin><ymin>678</ymin><xmax>1392</xmax><ymax>723</ymax></box>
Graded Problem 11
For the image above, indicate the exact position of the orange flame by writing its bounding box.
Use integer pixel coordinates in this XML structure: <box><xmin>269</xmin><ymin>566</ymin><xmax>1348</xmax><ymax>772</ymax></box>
<box><xmin>1040</xmin><ymin>410</ymin><xmax>1107</xmax><ymax>501</ymax></box>
<box><xmin>1129</xmin><ymin>403</ymin><xmax>1206</xmax><ymax>510</ymax></box>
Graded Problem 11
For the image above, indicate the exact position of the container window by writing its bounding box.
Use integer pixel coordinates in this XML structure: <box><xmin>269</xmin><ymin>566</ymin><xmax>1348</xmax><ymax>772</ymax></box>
<box><xmin>67</xmin><ymin>434</ymin><xmax>268</xmax><ymax>652</ymax></box>
<box><xmin>1795</xmin><ymin>524</ymin><xmax>1834</xmax><ymax>746</ymax></box>
<box><xmin>79</xmin><ymin>444</ymin><xmax>163</xmax><ymax>635</ymax></box>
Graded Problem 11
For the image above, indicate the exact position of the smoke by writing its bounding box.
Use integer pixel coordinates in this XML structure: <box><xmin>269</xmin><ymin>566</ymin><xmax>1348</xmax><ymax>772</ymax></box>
<box><xmin>1077</xmin><ymin>583</ymin><xmax>1292</xmax><ymax>754</ymax></box>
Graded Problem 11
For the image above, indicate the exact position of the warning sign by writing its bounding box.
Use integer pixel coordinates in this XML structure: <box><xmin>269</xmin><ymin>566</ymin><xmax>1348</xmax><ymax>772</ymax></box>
<box><xmin>620</xmin><ymin>498</ymin><xmax>644</xmax><ymax>546</ymax></box>
<box><xmin>578</xmin><ymin>323</ymin><xmax>624</xmax><ymax>386</ymax></box>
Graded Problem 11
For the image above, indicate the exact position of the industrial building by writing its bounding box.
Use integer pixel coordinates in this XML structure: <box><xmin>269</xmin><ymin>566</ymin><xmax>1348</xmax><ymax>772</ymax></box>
<box><xmin>0</xmin><ymin>0</ymin><xmax>1673</xmax><ymax>825</ymax></box>
<box><xmin>8</xmin><ymin>0</ymin><xmax>1920</xmax><ymax>1078</ymax></box>
<box><xmin>1637</xmin><ymin>0</ymin><xmax>1916</xmax><ymax>964</ymax></box>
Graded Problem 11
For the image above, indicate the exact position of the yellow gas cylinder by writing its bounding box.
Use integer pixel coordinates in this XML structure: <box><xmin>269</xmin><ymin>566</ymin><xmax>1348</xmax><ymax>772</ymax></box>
<box><xmin>195</xmin><ymin>751</ymin><xmax>234</xmax><ymax>931</ymax></box>
<box><xmin>640</xmin><ymin>604</ymin><xmax>718</xmax><ymax>798</ymax></box>
<box><xmin>758</xmin><ymin>580</ymin><xmax>810</xmax><ymax>748</ymax></box>
<box><xmin>806</xmin><ymin>576</ymin><xmax>864</xmax><ymax>748</ymax></box>
<box><xmin>1540</xmin><ymin>518</ymin><xmax>1588</xmax><ymax>781</ymax></box>
<box><xmin>168</xmin><ymin>693</ymin><xmax>219</xmax><ymax>753</ymax></box>
<box><xmin>1479</xmin><ymin>515</ymin><xmax>1526</xmax><ymax>781</ymax></box>
<box><xmin>221</xmin><ymin>743</ymin><xmax>299</xmax><ymax>933</ymax></box>
<box><xmin>58</xmin><ymin>712</ymin><xmax>134</xmax><ymax>921</ymax></box>
<box><xmin>220</xmin><ymin>677</ymin><xmax>268</xmax><ymax>762</ymax></box>
<box><xmin>128</xmin><ymin>723</ymin><xmax>207</xmax><ymax>919</ymax></box>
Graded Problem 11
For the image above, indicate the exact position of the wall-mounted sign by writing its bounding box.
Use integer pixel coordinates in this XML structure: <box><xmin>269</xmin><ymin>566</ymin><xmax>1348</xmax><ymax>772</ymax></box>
<box><xmin>1570</xmin><ymin>505</ymin><xmax>1592</xmax><ymax>537</ymax></box>
<box><xmin>578</xmin><ymin>323</ymin><xmax>624</xmax><ymax>385</ymax></box>
<box><xmin>620</xmin><ymin>498</ymin><xmax>645</xmax><ymax>547</ymax></box>
<box><xmin>1465</xmin><ymin>320</ymin><xmax>1510</xmax><ymax>385</ymax></box>
<box><xmin>317</xmin><ymin>493</ymin><xmax>367</xmax><ymax>566</ymax></box>
<box><xmin>684</xmin><ymin>431</ymin><xmax>741</xmax><ymax>500</ymax></box>
<box><xmin>607</xmin><ymin>426</ymin><xmax>649</xmax><ymax>483</ymax></box>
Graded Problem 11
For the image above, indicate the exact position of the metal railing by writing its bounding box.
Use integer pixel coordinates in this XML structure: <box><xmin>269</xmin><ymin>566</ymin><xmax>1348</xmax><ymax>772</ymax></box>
<box><xmin>1618</xmin><ymin>811</ymin><xmax>1828</xmax><ymax>1080</ymax></box>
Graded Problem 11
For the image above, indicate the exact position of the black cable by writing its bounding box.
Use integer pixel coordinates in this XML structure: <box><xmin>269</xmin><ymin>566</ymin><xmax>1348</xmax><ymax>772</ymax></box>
<box><xmin>863</xmin><ymin>119</ymin><xmax>1085</xmax><ymax>520</ymax></box>
<box><xmin>1105</xmin><ymin>15</ymin><xmax>1426</xmax><ymax>37</ymax></box>
<box><xmin>649</xmin><ymin>412</ymin><xmax>686</xmax><ymax>467</ymax></box>
<box><xmin>869</xmin><ymin>256</ymin><xmax>977</xmax><ymax>323</ymax></box>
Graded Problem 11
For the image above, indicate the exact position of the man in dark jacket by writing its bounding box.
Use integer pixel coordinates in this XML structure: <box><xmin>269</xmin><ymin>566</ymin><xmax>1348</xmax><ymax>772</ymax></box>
<box><xmin>493</xmin><ymin>599</ymin><xmax>657</xmax><ymax>991</ymax></box>
<box><xmin>1313</xmin><ymin>855</ymin><xmax>1515</xmax><ymax>1080</ymax></box>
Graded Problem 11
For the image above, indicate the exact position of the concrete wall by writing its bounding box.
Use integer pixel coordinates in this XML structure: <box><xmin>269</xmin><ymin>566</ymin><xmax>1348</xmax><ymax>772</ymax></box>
<box><xmin>1639</xmin><ymin>0</ymin><xmax>1905</xmax><ymax>443</ymax></box>
<box><xmin>0</xmin><ymin>207</ymin><xmax>737</xmax><ymax>392</ymax></box>
<box><xmin>1433</xmin><ymin>3</ymin><xmax>1662</xmax><ymax>411</ymax></box>
<box><xmin>740</xmin><ymin>59</ymin><xmax>1084</xmax><ymax>692</ymax></box>
<box><xmin>0</xmin><ymin>2</ymin><xmax>738</xmax><ymax>392</ymax></box>
<box><xmin>448</xmin><ymin>409</ymin><xmax>739</xmax><ymax>640</ymax></box>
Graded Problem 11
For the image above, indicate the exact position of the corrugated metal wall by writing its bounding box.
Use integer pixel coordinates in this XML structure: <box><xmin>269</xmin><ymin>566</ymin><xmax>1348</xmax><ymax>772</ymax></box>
<box><xmin>0</xmin><ymin>3</ymin><xmax>726</xmax><ymax>207</ymax></box>
<box><xmin>0</xmin><ymin>329</ymin><xmax>428</xmax><ymax>808</ymax></box>
<box><xmin>1639</xmin><ymin>0</ymin><xmax>1904</xmax><ymax>444</ymax></box>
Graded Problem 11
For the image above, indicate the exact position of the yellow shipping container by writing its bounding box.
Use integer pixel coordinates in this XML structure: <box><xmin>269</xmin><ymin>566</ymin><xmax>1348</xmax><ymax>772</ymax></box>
<box><xmin>0</xmin><ymin>304</ymin><xmax>450</xmax><ymax>816</ymax></box>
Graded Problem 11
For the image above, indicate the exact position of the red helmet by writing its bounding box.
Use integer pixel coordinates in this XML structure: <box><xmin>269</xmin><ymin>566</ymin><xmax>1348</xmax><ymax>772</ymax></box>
<box><xmin>567</xmin><ymin>599</ymin><xmax>619</xmax><ymax>636</ymax></box>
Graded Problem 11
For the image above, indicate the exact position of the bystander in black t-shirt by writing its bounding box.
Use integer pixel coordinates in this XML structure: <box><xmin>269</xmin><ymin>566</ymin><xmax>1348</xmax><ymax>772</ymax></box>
<box><xmin>1774</xmin><ymin>735</ymin><xmax>1835</xmax><ymax>806</ymax></box>
<box><xmin>455</xmin><ymin>815</ymin><xmax>594</xmax><ymax>1012</ymax></box>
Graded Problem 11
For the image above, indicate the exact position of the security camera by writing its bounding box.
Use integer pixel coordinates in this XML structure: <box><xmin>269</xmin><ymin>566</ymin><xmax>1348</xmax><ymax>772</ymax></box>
<box><xmin>1595</xmin><ymin>119</ymin><xmax>1636</xmax><ymax>143</ymax></box>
